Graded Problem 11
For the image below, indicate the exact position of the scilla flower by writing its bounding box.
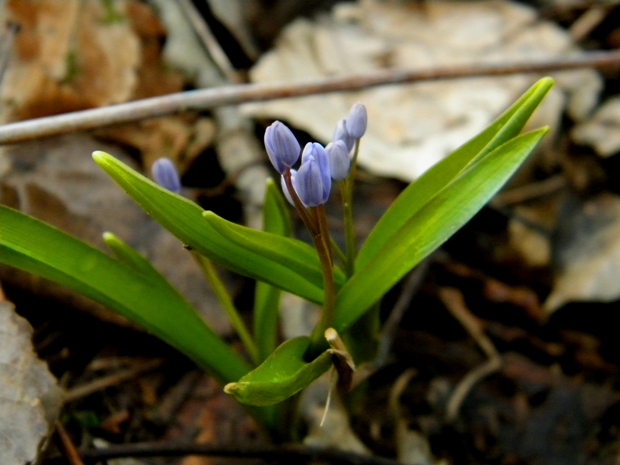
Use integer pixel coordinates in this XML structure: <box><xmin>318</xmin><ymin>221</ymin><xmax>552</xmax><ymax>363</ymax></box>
<box><xmin>152</xmin><ymin>158</ymin><xmax>181</xmax><ymax>194</ymax></box>
<box><xmin>326</xmin><ymin>140</ymin><xmax>350</xmax><ymax>181</ymax></box>
<box><xmin>295</xmin><ymin>155</ymin><xmax>329</xmax><ymax>207</ymax></box>
<box><xmin>264</xmin><ymin>121</ymin><xmax>301</xmax><ymax>173</ymax></box>
<box><xmin>332</xmin><ymin>119</ymin><xmax>354</xmax><ymax>152</ymax></box>
<box><xmin>346</xmin><ymin>103</ymin><xmax>367</xmax><ymax>139</ymax></box>
<box><xmin>300</xmin><ymin>143</ymin><xmax>331</xmax><ymax>203</ymax></box>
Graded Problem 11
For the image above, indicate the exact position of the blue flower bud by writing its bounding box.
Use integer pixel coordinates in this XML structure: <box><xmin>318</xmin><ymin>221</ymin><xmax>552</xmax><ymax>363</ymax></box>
<box><xmin>294</xmin><ymin>155</ymin><xmax>330</xmax><ymax>207</ymax></box>
<box><xmin>151</xmin><ymin>158</ymin><xmax>181</xmax><ymax>194</ymax></box>
<box><xmin>264</xmin><ymin>121</ymin><xmax>301</xmax><ymax>174</ymax></box>
<box><xmin>326</xmin><ymin>140</ymin><xmax>350</xmax><ymax>181</ymax></box>
<box><xmin>280</xmin><ymin>169</ymin><xmax>297</xmax><ymax>206</ymax></box>
<box><xmin>346</xmin><ymin>102</ymin><xmax>367</xmax><ymax>139</ymax></box>
<box><xmin>333</xmin><ymin>119</ymin><xmax>354</xmax><ymax>152</ymax></box>
<box><xmin>301</xmin><ymin>142</ymin><xmax>331</xmax><ymax>202</ymax></box>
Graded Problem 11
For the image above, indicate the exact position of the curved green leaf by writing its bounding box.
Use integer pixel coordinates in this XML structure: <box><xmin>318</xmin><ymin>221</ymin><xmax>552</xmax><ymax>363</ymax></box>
<box><xmin>203</xmin><ymin>212</ymin><xmax>346</xmax><ymax>290</ymax></box>
<box><xmin>334</xmin><ymin>128</ymin><xmax>549</xmax><ymax>332</ymax></box>
<box><xmin>92</xmin><ymin>152</ymin><xmax>325</xmax><ymax>304</ymax></box>
<box><xmin>103</xmin><ymin>232</ymin><xmax>160</xmax><ymax>280</ymax></box>
<box><xmin>224</xmin><ymin>337</ymin><xmax>333</xmax><ymax>406</ymax></box>
<box><xmin>357</xmin><ymin>77</ymin><xmax>554</xmax><ymax>269</ymax></box>
<box><xmin>0</xmin><ymin>206</ymin><xmax>251</xmax><ymax>385</ymax></box>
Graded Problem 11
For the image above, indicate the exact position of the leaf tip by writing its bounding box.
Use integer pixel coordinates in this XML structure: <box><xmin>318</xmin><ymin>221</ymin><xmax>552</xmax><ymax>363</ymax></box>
<box><xmin>92</xmin><ymin>150</ymin><xmax>109</xmax><ymax>163</ymax></box>
<box><xmin>102</xmin><ymin>231</ymin><xmax>116</xmax><ymax>243</ymax></box>
<box><xmin>539</xmin><ymin>76</ymin><xmax>554</xmax><ymax>87</ymax></box>
<box><xmin>223</xmin><ymin>382</ymin><xmax>241</xmax><ymax>395</ymax></box>
<box><xmin>533</xmin><ymin>77</ymin><xmax>554</xmax><ymax>95</ymax></box>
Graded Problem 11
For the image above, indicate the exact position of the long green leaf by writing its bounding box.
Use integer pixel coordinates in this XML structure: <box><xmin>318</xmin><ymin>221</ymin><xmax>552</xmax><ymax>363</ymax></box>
<box><xmin>357</xmin><ymin>78</ymin><xmax>554</xmax><ymax>269</ymax></box>
<box><xmin>224</xmin><ymin>337</ymin><xmax>333</xmax><ymax>406</ymax></box>
<box><xmin>0</xmin><ymin>206</ymin><xmax>251</xmax><ymax>385</ymax></box>
<box><xmin>103</xmin><ymin>232</ymin><xmax>161</xmax><ymax>280</ymax></box>
<box><xmin>254</xmin><ymin>181</ymin><xmax>289</xmax><ymax>363</ymax></box>
<box><xmin>203</xmin><ymin>212</ymin><xmax>346</xmax><ymax>290</ymax></box>
<box><xmin>334</xmin><ymin>128</ymin><xmax>548</xmax><ymax>332</ymax></box>
<box><xmin>92</xmin><ymin>152</ymin><xmax>325</xmax><ymax>304</ymax></box>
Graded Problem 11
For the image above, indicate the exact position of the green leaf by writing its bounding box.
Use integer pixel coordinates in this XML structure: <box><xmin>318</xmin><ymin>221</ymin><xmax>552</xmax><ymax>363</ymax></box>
<box><xmin>224</xmin><ymin>337</ymin><xmax>333</xmax><ymax>406</ymax></box>
<box><xmin>203</xmin><ymin>212</ymin><xmax>346</xmax><ymax>291</ymax></box>
<box><xmin>254</xmin><ymin>180</ymin><xmax>289</xmax><ymax>363</ymax></box>
<box><xmin>334</xmin><ymin>128</ymin><xmax>549</xmax><ymax>332</ymax></box>
<box><xmin>103</xmin><ymin>232</ymin><xmax>161</xmax><ymax>280</ymax></box>
<box><xmin>92</xmin><ymin>151</ymin><xmax>326</xmax><ymax>304</ymax></box>
<box><xmin>357</xmin><ymin>77</ymin><xmax>554</xmax><ymax>270</ymax></box>
<box><xmin>0</xmin><ymin>206</ymin><xmax>251</xmax><ymax>386</ymax></box>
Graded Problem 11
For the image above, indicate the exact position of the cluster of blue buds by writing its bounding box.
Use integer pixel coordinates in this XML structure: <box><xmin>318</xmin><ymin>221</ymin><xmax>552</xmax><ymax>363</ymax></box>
<box><xmin>265</xmin><ymin>103</ymin><xmax>367</xmax><ymax>208</ymax></box>
<box><xmin>151</xmin><ymin>157</ymin><xmax>181</xmax><ymax>194</ymax></box>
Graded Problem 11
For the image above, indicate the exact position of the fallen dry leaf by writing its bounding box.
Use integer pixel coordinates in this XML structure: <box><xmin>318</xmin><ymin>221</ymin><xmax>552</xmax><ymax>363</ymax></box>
<box><xmin>2</xmin><ymin>0</ymin><xmax>140</xmax><ymax>121</ymax></box>
<box><xmin>0</xmin><ymin>301</ymin><xmax>63</xmax><ymax>465</ymax></box>
<box><xmin>572</xmin><ymin>95</ymin><xmax>620</xmax><ymax>157</ymax></box>
<box><xmin>242</xmin><ymin>0</ymin><xmax>601</xmax><ymax>182</ymax></box>
<box><xmin>545</xmin><ymin>192</ymin><xmax>620</xmax><ymax>312</ymax></box>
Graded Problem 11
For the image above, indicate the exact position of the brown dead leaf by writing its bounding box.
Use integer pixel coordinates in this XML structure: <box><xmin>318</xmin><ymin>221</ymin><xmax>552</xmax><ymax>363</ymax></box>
<box><xmin>93</xmin><ymin>1</ymin><xmax>212</xmax><ymax>170</ymax></box>
<box><xmin>508</xmin><ymin>200</ymin><xmax>560</xmax><ymax>269</ymax></box>
<box><xmin>157</xmin><ymin>375</ymin><xmax>260</xmax><ymax>465</ymax></box>
<box><xmin>125</xmin><ymin>0</ymin><xmax>186</xmax><ymax>100</ymax></box>
<box><xmin>2</xmin><ymin>0</ymin><xmax>140</xmax><ymax>121</ymax></box>
<box><xmin>94</xmin><ymin>115</ymin><xmax>217</xmax><ymax>173</ymax></box>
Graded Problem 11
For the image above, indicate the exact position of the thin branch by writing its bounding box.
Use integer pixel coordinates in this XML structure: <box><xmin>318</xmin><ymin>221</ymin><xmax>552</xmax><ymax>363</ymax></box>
<box><xmin>374</xmin><ymin>260</ymin><xmax>429</xmax><ymax>369</ymax></box>
<box><xmin>54</xmin><ymin>421</ymin><xmax>86</xmax><ymax>465</ymax></box>
<box><xmin>175</xmin><ymin>0</ymin><xmax>240</xmax><ymax>82</ymax></box>
<box><xmin>491</xmin><ymin>174</ymin><xmax>566</xmax><ymax>207</ymax></box>
<box><xmin>1</xmin><ymin>50</ymin><xmax>620</xmax><ymax>145</ymax></box>
<box><xmin>63</xmin><ymin>358</ymin><xmax>166</xmax><ymax>403</ymax></box>
<box><xmin>43</xmin><ymin>441</ymin><xmax>402</xmax><ymax>465</ymax></box>
<box><xmin>438</xmin><ymin>287</ymin><xmax>503</xmax><ymax>424</ymax></box>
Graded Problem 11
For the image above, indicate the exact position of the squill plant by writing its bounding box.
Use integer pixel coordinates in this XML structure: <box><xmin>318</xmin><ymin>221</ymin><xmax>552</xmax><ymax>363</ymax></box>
<box><xmin>0</xmin><ymin>78</ymin><xmax>553</xmax><ymax>437</ymax></box>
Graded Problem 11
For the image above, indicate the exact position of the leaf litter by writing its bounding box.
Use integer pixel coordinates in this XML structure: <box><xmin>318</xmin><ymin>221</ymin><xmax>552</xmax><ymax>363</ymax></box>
<box><xmin>1</xmin><ymin>1</ymin><xmax>620</xmax><ymax>464</ymax></box>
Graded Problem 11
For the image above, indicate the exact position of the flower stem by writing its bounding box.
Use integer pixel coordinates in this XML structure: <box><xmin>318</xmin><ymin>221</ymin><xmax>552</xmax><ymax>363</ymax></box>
<box><xmin>192</xmin><ymin>252</ymin><xmax>259</xmax><ymax>365</ymax></box>
<box><xmin>308</xmin><ymin>204</ymin><xmax>337</xmax><ymax>357</ymax></box>
<box><xmin>341</xmin><ymin>139</ymin><xmax>361</xmax><ymax>278</ymax></box>
<box><xmin>282</xmin><ymin>168</ymin><xmax>337</xmax><ymax>357</ymax></box>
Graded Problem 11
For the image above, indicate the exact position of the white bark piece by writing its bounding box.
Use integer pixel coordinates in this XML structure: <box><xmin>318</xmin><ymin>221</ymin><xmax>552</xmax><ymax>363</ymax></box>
<box><xmin>0</xmin><ymin>302</ymin><xmax>63</xmax><ymax>465</ymax></box>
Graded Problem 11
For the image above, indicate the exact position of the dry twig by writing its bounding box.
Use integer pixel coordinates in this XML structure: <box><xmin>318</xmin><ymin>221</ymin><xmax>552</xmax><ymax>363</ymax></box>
<box><xmin>1</xmin><ymin>50</ymin><xmax>620</xmax><ymax>145</ymax></box>
<box><xmin>492</xmin><ymin>174</ymin><xmax>567</xmax><ymax>207</ymax></box>
<box><xmin>175</xmin><ymin>0</ymin><xmax>240</xmax><ymax>82</ymax></box>
<box><xmin>438</xmin><ymin>287</ymin><xmax>503</xmax><ymax>423</ymax></box>
<box><xmin>44</xmin><ymin>441</ymin><xmax>402</xmax><ymax>465</ymax></box>
<box><xmin>54</xmin><ymin>421</ymin><xmax>86</xmax><ymax>465</ymax></box>
<box><xmin>63</xmin><ymin>358</ymin><xmax>166</xmax><ymax>403</ymax></box>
